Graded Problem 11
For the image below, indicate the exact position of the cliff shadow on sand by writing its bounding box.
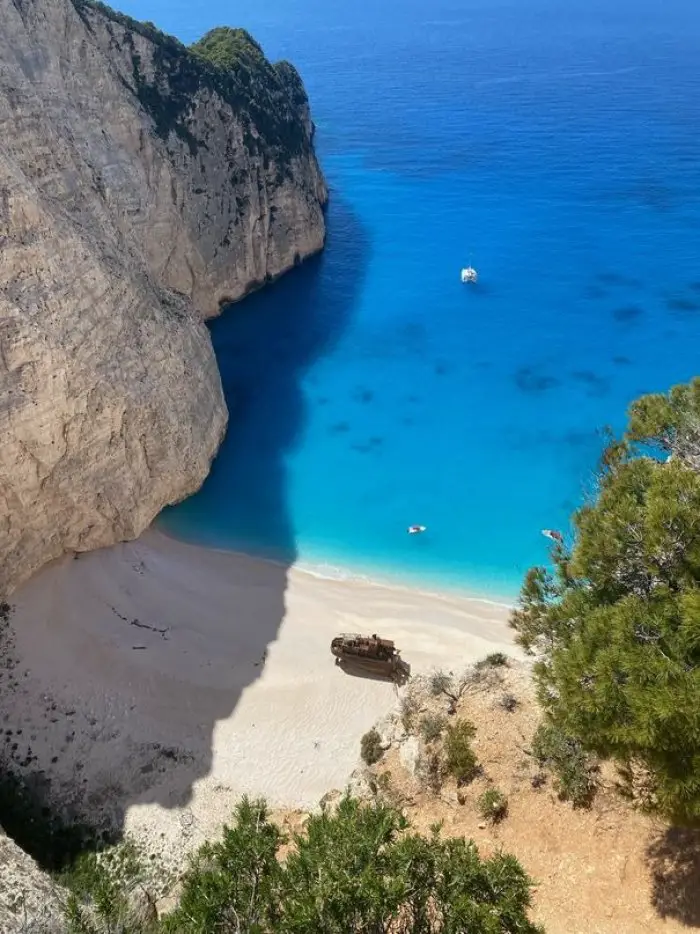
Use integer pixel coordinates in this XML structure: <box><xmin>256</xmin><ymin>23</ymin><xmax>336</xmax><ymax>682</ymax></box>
<box><xmin>0</xmin><ymin>192</ymin><xmax>369</xmax><ymax>862</ymax></box>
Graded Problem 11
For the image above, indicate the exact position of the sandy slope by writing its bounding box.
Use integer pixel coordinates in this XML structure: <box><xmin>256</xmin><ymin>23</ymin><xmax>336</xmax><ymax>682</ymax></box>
<box><xmin>366</xmin><ymin>665</ymin><xmax>695</xmax><ymax>934</ymax></box>
<box><xmin>1</xmin><ymin>529</ymin><xmax>516</xmax><ymax>859</ymax></box>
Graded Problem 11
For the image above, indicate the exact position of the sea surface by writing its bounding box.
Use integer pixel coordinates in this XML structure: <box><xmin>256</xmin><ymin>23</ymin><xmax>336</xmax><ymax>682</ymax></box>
<box><xmin>123</xmin><ymin>0</ymin><xmax>700</xmax><ymax>599</ymax></box>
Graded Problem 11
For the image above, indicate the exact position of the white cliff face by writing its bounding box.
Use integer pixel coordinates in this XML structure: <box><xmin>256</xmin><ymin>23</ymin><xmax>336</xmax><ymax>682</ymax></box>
<box><xmin>0</xmin><ymin>824</ymin><xmax>64</xmax><ymax>933</ymax></box>
<box><xmin>0</xmin><ymin>0</ymin><xmax>327</xmax><ymax>595</ymax></box>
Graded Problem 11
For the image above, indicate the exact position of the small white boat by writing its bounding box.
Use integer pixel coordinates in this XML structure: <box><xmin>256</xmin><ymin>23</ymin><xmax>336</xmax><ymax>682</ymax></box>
<box><xmin>541</xmin><ymin>528</ymin><xmax>563</xmax><ymax>543</ymax></box>
<box><xmin>407</xmin><ymin>525</ymin><xmax>426</xmax><ymax>535</ymax></box>
<box><xmin>461</xmin><ymin>266</ymin><xmax>478</xmax><ymax>284</ymax></box>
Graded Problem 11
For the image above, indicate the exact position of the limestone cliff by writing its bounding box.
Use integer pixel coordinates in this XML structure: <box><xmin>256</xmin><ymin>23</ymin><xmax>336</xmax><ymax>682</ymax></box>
<box><xmin>0</xmin><ymin>0</ymin><xmax>327</xmax><ymax>595</ymax></box>
<box><xmin>0</xmin><ymin>825</ymin><xmax>64</xmax><ymax>933</ymax></box>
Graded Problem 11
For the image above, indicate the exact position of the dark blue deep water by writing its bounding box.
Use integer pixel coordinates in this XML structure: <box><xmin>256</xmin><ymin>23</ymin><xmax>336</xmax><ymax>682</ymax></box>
<box><xmin>127</xmin><ymin>0</ymin><xmax>700</xmax><ymax>598</ymax></box>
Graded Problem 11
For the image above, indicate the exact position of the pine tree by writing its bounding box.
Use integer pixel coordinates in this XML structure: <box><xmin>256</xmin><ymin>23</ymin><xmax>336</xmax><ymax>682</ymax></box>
<box><xmin>162</xmin><ymin>795</ymin><xmax>542</xmax><ymax>933</ymax></box>
<box><xmin>511</xmin><ymin>377</ymin><xmax>700</xmax><ymax>824</ymax></box>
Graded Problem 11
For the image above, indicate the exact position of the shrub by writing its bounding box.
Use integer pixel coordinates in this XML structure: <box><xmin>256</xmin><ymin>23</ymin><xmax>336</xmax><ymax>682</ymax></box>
<box><xmin>444</xmin><ymin>719</ymin><xmax>479</xmax><ymax>784</ymax></box>
<box><xmin>360</xmin><ymin>728</ymin><xmax>384</xmax><ymax>766</ymax></box>
<box><xmin>429</xmin><ymin>670</ymin><xmax>467</xmax><ymax>711</ymax></box>
<box><xmin>190</xmin><ymin>26</ymin><xmax>265</xmax><ymax>72</ymax></box>
<box><xmin>430</xmin><ymin>670</ymin><xmax>454</xmax><ymax>697</ymax></box>
<box><xmin>62</xmin><ymin>841</ymin><xmax>155</xmax><ymax>934</ymax></box>
<box><xmin>532</xmin><ymin>723</ymin><xmax>598</xmax><ymax>807</ymax></box>
<box><xmin>417</xmin><ymin>748</ymin><xmax>446</xmax><ymax>795</ymax></box>
<box><xmin>476</xmin><ymin>652</ymin><xmax>508</xmax><ymax>669</ymax></box>
<box><xmin>161</xmin><ymin>798</ymin><xmax>281</xmax><ymax>934</ymax></box>
<box><xmin>419</xmin><ymin>714</ymin><xmax>447</xmax><ymax>744</ymax></box>
<box><xmin>159</xmin><ymin>796</ymin><xmax>542</xmax><ymax>933</ymax></box>
<box><xmin>478</xmin><ymin>788</ymin><xmax>509</xmax><ymax>823</ymax></box>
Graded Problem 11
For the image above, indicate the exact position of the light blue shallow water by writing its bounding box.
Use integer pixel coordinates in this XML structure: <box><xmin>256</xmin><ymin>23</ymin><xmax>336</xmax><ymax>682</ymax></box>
<box><xmin>121</xmin><ymin>0</ymin><xmax>700</xmax><ymax>599</ymax></box>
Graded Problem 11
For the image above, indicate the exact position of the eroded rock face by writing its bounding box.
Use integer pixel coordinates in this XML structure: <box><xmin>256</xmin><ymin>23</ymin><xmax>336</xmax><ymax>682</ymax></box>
<box><xmin>0</xmin><ymin>825</ymin><xmax>64</xmax><ymax>933</ymax></box>
<box><xmin>0</xmin><ymin>0</ymin><xmax>326</xmax><ymax>595</ymax></box>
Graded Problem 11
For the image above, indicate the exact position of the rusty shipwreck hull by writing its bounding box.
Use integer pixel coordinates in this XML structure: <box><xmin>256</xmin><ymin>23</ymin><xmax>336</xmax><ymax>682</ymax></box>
<box><xmin>331</xmin><ymin>633</ymin><xmax>410</xmax><ymax>681</ymax></box>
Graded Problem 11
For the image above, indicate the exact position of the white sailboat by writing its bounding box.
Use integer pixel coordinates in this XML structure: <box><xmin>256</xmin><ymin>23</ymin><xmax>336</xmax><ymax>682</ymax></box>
<box><xmin>461</xmin><ymin>264</ymin><xmax>478</xmax><ymax>284</ymax></box>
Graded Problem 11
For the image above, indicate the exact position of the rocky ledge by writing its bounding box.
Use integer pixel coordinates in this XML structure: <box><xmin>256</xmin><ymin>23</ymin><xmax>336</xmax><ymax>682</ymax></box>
<box><xmin>0</xmin><ymin>0</ymin><xmax>327</xmax><ymax>595</ymax></box>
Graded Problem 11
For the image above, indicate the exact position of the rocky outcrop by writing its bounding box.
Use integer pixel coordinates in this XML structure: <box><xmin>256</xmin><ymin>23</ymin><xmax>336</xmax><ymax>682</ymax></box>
<box><xmin>0</xmin><ymin>0</ymin><xmax>327</xmax><ymax>595</ymax></box>
<box><xmin>0</xmin><ymin>825</ymin><xmax>64</xmax><ymax>933</ymax></box>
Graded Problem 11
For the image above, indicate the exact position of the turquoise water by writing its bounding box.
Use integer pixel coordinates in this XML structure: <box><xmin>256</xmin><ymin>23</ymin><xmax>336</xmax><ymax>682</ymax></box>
<box><xmin>125</xmin><ymin>0</ymin><xmax>700</xmax><ymax>599</ymax></box>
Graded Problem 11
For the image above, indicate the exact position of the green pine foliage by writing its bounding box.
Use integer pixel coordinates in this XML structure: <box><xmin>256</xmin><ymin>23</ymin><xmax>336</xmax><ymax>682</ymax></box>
<box><xmin>444</xmin><ymin>719</ymin><xmax>479</xmax><ymax>784</ymax></box>
<box><xmin>511</xmin><ymin>377</ymin><xmax>700</xmax><ymax>824</ymax></box>
<box><xmin>161</xmin><ymin>795</ymin><xmax>542</xmax><ymax>933</ymax></box>
<box><xmin>531</xmin><ymin>724</ymin><xmax>598</xmax><ymax>808</ymax></box>
<box><xmin>162</xmin><ymin>798</ymin><xmax>282</xmax><ymax>934</ymax></box>
<box><xmin>63</xmin><ymin>842</ymin><xmax>152</xmax><ymax>934</ymax></box>
<box><xmin>65</xmin><ymin>797</ymin><xmax>542</xmax><ymax>932</ymax></box>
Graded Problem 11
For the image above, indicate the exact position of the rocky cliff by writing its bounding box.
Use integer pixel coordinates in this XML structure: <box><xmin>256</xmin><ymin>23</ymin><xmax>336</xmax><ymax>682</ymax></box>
<box><xmin>0</xmin><ymin>825</ymin><xmax>64</xmax><ymax>933</ymax></box>
<box><xmin>0</xmin><ymin>0</ymin><xmax>327</xmax><ymax>596</ymax></box>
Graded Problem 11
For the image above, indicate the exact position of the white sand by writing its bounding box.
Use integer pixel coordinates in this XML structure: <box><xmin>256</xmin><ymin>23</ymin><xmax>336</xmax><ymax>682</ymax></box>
<box><xmin>2</xmin><ymin>530</ymin><xmax>517</xmax><ymax>858</ymax></box>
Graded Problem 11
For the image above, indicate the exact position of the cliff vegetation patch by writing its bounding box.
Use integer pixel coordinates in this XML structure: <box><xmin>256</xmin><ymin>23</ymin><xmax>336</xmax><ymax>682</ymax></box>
<box><xmin>70</xmin><ymin>1</ymin><xmax>309</xmax><ymax>164</ymax></box>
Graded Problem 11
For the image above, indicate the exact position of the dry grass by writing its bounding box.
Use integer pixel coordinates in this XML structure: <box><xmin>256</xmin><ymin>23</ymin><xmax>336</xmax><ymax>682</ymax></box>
<box><xmin>363</xmin><ymin>662</ymin><xmax>700</xmax><ymax>934</ymax></box>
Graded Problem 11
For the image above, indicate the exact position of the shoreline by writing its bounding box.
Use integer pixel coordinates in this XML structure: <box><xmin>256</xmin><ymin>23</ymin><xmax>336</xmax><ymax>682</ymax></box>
<box><xmin>156</xmin><ymin>521</ymin><xmax>518</xmax><ymax>610</ymax></box>
<box><xmin>3</xmin><ymin>527</ymin><xmax>520</xmax><ymax>863</ymax></box>
<box><xmin>292</xmin><ymin>553</ymin><xmax>517</xmax><ymax>608</ymax></box>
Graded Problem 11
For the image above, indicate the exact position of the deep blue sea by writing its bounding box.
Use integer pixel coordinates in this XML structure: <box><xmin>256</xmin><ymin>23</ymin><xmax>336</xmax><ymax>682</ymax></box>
<box><xmin>123</xmin><ymin>0</ymin><xmax>700</xmax><ymax>599</ymax></box>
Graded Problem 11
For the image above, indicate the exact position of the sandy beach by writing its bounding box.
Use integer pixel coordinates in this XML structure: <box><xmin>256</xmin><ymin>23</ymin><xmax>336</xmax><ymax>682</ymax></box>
<box><xmin>1</xmin><ymin>530</ymin><xmax>517</xmax><ymax>859</ymax></box>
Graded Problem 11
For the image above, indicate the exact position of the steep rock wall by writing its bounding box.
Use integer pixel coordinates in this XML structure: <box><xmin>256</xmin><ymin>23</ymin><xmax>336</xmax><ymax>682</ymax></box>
<box><xmin>0</xmin><ymin>0</ymin><xmax>327</xmax><ymax>594</ymax></box>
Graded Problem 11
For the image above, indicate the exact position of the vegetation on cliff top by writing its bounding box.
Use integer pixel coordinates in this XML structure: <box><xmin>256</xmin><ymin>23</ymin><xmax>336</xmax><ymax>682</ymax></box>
<box><xmin>190</xmin><ymin>26</ymin><xmax>266</xmax><ymax>71</ymax></box>
<box><xmin>511</xmin><ymin>376</ymin><xmax>700</xmax><ymax>824</ymax></box>
<box><xmin>70</xmin><ymin>1</ymin><xmax>310</xmax><ymax>161</ymax></box>
<box><xmin>64</xmin><ymin>795</ymin><xmax>542</xmax><ymax>934</ymax></box>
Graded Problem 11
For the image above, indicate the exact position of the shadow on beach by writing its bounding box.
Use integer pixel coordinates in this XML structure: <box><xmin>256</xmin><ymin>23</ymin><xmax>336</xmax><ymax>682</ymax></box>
<box><xmin>0</xmin><ymin>193</ymin><xmax>370</xmax><ymax>866</ymax></box>
<box><xmin>335</xmin><ymin>660</ymin><xmax>411</xmax><ymax>687</ymax></box>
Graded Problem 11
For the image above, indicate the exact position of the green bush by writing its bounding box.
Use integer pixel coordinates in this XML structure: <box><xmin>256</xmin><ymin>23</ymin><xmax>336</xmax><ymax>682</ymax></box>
<box><xmin>478</xmin><ymin>788</ymin><xmax>509</xmax><ymax>823</ymax></box>
<box><xmin>62</xmin><ymin>841</ymin><xmax>154</xmax><ymax>934</ymax></box>
<box><xmin>419</xmin><ymin>713</ymin><xmax>447</xmax><ymax>744</ymax></box>
<box><xmin>444</xmin><ymin>719</ymin><xmax>479</xmax><ymax>784</ymax></box>
<box><xmin>159</xmin><ymin>795</ymin><xmax>543</xmax><ymax>933</ymax></box>
<box><xmin>532</xmin><ymin>723</ymin><xmax>598</xmax><ymax>807</ymax></box>
<box><xmin>191</xmin><ymin>26</ymin><xmax>264</xmax><ymax>69</ymax></box>
<box><xmin>360</xmin><ymin>728</ymin><xmax>384</xmax><ymax>766</ymax></box>
<box><xmin>63</xmin><ymin>797</ymin><xmax>543</xmax><ymax>933</ymax></box>
<box><xmin>476</xmin><ymin>652</ymin><xmax>509</xmax><ymax>669</ymax></box>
